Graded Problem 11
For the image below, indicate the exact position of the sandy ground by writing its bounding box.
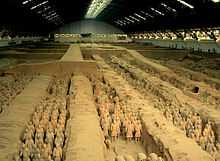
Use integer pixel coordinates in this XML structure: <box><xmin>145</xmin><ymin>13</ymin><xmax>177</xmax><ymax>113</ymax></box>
<box><xmin>0</xmin><ymin>43</ymin><xmax>220</xmax><ymax>161</ymax></box>
<box><xmin>105</xmin><ymin>138</ymin><xmax>146</xmax><ymax>161</ymax></box>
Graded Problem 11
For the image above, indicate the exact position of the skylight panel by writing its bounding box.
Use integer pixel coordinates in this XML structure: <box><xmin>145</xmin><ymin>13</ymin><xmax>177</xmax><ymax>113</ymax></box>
<box><xmin>125</xmin><ymin>17</ymin><xmax>135</xmax><ymax>23</ymax></box>
<box><xmin>129</xmin><ymin>15</ymin><xmax>140</xmax><ymax>21</ymax></box>
<box><xmin>47</xmin><ymin>15</ymin><xmax>59</xmax><ymax>21</ymax></box>
<box><xmin>212</xmin><ymin>0</ymin><xmax>220</xmax><ymax>2</ymax></box>
<box><xmin>115</xmin><ymin>22</ymin><xmax>122</xmax><ymax>26</ymax></box>
<box><xmin>45</xmin><ymin>13</ymin><xmax>57</xmax><ymax>19</ymax></box>
<box><xmin>115</xmin><ymin>21</ymin><xmax>124</xmax><ymax>26</ymax></box>
<box><xmin>123</xmin><ymin>19</ymin><xmax>131</xmax><ymax>24</ymax></box>
<box><xmin>161</xmin><ymin>3</ymin><xmax>177</xmax><ymax>13</ymax></box>
<box><xmin>140</xmin><ymin>11</ymin><xmax>154</xmax><ymax>18</ymax></box>
<box><xmin>134</xmin><ymin>13</ymin><xmax>146</xmax><ymax>20</ymax></box>
<box><xmin>119</xmin><ymin>20</ymin><xmax>127</xmax><ymax>25</ymax></box>
<box><xmin>176</xmin><ymin>0</ymin><xmax>194</xmax><ymax>9</ymax></box>
<box><xmin>117</xmin><ymin>19</ymin><xmax>127</xmax><ymax>25</ymax></box>
<box><xmin>37</xmin><ymin>6</ymin><xmax>52</xmax><ymax>14</ymax></box>
<box><xmin>21</xmin><ymin>0</ymin><xmax>63</xmax><ymax>25</ymax></box>
<box><xmin>42</xmin><ymin>11</ymin><xmax>56</xmax><ymax>17</ymax></box>
<box><xmin>150</xmin><ymin>8</ymin><xmax>165</xmax><ymax>16</ymax></box>
<box><xmin>85</xmin><ymin>0</ymin><xmax>112</xmax><ymax>19</ymax></box>
<box><xmin>117</xmin><ymin>20</ymin><xmax>124</xmax><ymax>24</ymax></box>
<box><xmin>31</xmin><ymin>1</ymin><xmax>48</xmax><ymax>10</ymax></box>
<box><xmin>22</xmin><ymin>0</ymin><xmax>32</xmax><ymax>5</ymax></box>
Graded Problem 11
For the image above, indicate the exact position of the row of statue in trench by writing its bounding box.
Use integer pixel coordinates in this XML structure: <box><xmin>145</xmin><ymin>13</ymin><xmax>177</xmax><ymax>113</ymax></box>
<box><xmin>0</xmin><ymin>72</ymin><xmax>34</xmax><ymax>114</ymax></box>
<box><xmin>94</xmin><ymin>80</ymin><xmax>142</xmax><ymax>142</ymax></box>
<box><xmin>13</xmin><ymin>76</ymin><xmax>70</xmax><ymax>161</ymax></box>
<box><xmin>92</xmin><ymin>78</ymin><xmax>165</xmax><ymax>161</ymax></box>
<box><xmin>9</xmin><ymin>71</ymin><xmax>219</xmax><ymax>161</ymax></box>
<box><xmin>13</xmin><ymin>97</ymin><xmax>68</xmax><ymax>161</ymax></box>
<box><xmin>105</xmin><ymin>55</ymin><xmax>219</xmax><ymax>156</ymax></box>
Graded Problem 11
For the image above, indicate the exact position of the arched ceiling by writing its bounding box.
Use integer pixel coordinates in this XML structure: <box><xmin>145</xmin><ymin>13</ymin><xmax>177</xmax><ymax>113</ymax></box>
<box><xmin>1</xmin><ymin>0</ymin><xmax>220</xmax><ymax>33</ymax></box>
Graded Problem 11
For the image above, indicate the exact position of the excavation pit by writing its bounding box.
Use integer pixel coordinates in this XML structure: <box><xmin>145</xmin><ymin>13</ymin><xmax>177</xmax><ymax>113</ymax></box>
<box><xmin>0</xmin><ymin>43</ymin><xmax>219</xmax><ymax>161</ymax></box>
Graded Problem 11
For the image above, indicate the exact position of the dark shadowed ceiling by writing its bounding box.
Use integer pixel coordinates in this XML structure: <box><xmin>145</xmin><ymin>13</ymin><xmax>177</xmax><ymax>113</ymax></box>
<box><xmin>1</xmin><ymin>0</ymin><xmax>220</xmax><ymax>33</ymax></box>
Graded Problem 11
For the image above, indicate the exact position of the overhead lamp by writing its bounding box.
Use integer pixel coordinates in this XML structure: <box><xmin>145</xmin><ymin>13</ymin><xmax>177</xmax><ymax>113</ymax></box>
<box><xmin>140</xmin><ymin>11</ymin><xmax>154</xmax><ymax>18</ymax></box>
<box><xmin>125</xmin><ymin>17</ymin><xmax>135</xmax><ymax>23</ymax></box>
<box><xmin>22</xmin><ymin>0</ymin><xmax>32</xmax><ymax>5</ymax></box>
<box><xmin>47</xmin><ymin>14</ymin><xmax>59</xmax><ymax>20</ymax></box>
<box><xmin>212</xmin><ymin>0</ymin><xmax>220</xmax><ymax>2</ymax></box>
<box><xmin>151</xmin><ymin>8</ymin><xmax>165</xmax><ymax>16</ymax></box>
<box><xmin>45</xmin><ymin>13</ymin><xmax>57</xmax><ymax>19</ymax></box>
<box><xmin>115</xmin><ymin>21</ymin><xmax>124</xmax><ymax>26</ymax></box>
<box><xmin>134</xmin><ymin>13</ymin><xmax>146</xmax><ymax>20</ymax></box>
<box><xmin>177</xmin><ymin>0</ymin><xmax>194</xmax><ymax>9</ymax></box>
<box><xmin>85</xmin><ymin>0</ymin><xmax>112</xmax><ymax>18</ymax></box>
<box><xmin>129</xmin><ymin>15</ymin><xmax>140</xmax><ymax>21</ymax></box>
<box><xmin>161</xmin><ymin>3</ymin><xmax>177</xmax><ymax>12</ymax></box>
<box><xmin>123</xmin><ymin>19</ymin><xmax>131</xmax><ymax>24</ymax></box>
<box><xmin>122</xmin><ymin>19</ymin><xmax>131</xmax><ymax>24</ymax></box>
<box><xmin>37</xmin><ymin>6</ymin><xmax>52</xmax><ymax>14</ymax></box>
<box><xmin>31</xmin><ymin>1</ymin><xmax>48</xmax><ymax>10</ymax></box>
<box><xmin>118</xmin><ymin>20</ymin><xmax>127</xmax><ymax>25</ymax></box>
<box><xmin>42</xmin><ymin>11</ymin><xmax>56</xmax><ymax>17</ymax></box>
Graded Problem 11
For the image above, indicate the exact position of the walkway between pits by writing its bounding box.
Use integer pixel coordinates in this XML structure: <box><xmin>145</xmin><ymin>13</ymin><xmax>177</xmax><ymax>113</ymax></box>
<box><xmin>60</xmin><ymin>45</ymin><xmax>105</xmax><ymax>161</ymax></box>
<box><xmin>92</xmin><ymin>54</ymin><xmax>214</xmax><ymax>161</ymax></box>
<box><xmin>65</xmin><ymin>75</ymin><xmax>105</xmax><ymax>161</ymax></box>
<box><xmin>0</xmin><ymin>75</ymin><xmax>51</xmax><ymax>161</ymax></box>
<box><xmin>60</xmin><ymin>44</ymin><xmax>83</xmax><ymax>61</ymax></box>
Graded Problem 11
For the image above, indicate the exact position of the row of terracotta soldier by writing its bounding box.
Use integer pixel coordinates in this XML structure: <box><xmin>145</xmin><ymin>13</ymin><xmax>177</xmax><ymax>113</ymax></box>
<box><xmin>13</xmin><ymin>96</ymin><xmax>68</xmax><ymax>161</ymax></box>
<box><xmin>0</xmin><ymin>72</ymin><xmax>34</xmax><ymax>113</ymax></box>
<box><xmin>93</xmin><ymin>79</ymin><xmax>142</xmax><ymax>142</ymax></box>
<box><xmin>47</xmin><ymin>75</ymin><xmax>69</xmax><ymax>97</ymax></box>
<box><xmin>106</xmin><ymin>55</ymin><xmax>218</xmax><ymax>155</ymax></box>
<box><xmin>164</xmin><ymin>107</ymin><xmax>217</xmax><ymax>154</ymax></box>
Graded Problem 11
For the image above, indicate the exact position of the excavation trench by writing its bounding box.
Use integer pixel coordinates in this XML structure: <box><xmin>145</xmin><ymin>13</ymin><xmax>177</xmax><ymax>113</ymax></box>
<box><xmin>92</xmin><ymin>54</ymin><xmax>214</xmax><ymax>161</ymax></box>
<box><xmin>99</xmin><ymin>54</ymin><xmax>220</xmax><ymax>157</ymax></box>
<box><xmin>91</xmin><ymin>77</ymin><xmax>165</xmax><ymax>161</ymax></box>
<box><xmin>0</xmin><ymin>72</ymin><xmax>35</xmax><ymax>114</ymax></box>
<box><xmin>14</xmin><ymin>75</ymin><xmax>72</xmax><ymax>161</ymax></box>
<box><xmin>123</xmin><ymin>50</ymin><xmax>220</xmax><ymax>109</ymax></box>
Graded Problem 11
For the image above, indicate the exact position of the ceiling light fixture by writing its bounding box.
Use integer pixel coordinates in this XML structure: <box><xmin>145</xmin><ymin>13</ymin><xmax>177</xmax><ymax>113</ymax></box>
<box><xmin>177</xmin><ymin>0</ymin><xmax>194</xmax><ymax>9</ymax></box>
<box><xmin>161</xmin><ymin>3</ymin><xmax>177</xmax><ymax>12</ymax></box>
<box><xmin>119</xmin><ymin>20</ymin><xmax>127</xmax><ymax>25</ymax></box>
<box><xmin>85</xmin><ymin>0</ymin><xmax>112</xmax><ymax>19</ymax></box>
<box><xmin>134</xmin><ymin>13</ymin><xmax>146</xmax><ymax>20</ymax></box>
<box><xmin>30</xmin><ymin>1</ymin><xmax>48</xmax><ymax>10</ymax></box>
<box><xmin>47</xmin><ymin>15</ymin><xmax>59</xmax><ymax>21</ymax></box>
<box><xmin>115</xmin><ymin>21</ymin><xmax>124</xmax><ymax>26</ymax></box>
<box><xmin>212</xmin><ymin>0</ymin><xmax>220</xmax><ymax>2</ymax></box>
<box><xmin>21</xmin><ymin>0</ymin><xmax>63</xmax><ymax>26</ymax></box>
<box><xmin>129</xmin><ymin>15</ymin><xmax>140</xmax><ymax>21</ymax></box>
<box><xmin>42</xmin><ymin>11</ymin><xmax>55</xmax><ymax>17</ymax></box>
<box><xmin>45</xmin><ymin>13</ymin><xmax>57</xmax><ymax>19</ymax></box>
<box><xmin>140</xmin><ymin>11</ymin><xmax>154</xmax><ymax>18</ymax></box>
<box><xmin>22</xmin><ymin>0</ymin><xmax>32</xmax><ymax>5</ymax></box>
<box><xmin>125</xmin><ymin>17</ymin><xmax>135</xmax><ymax>23</ymax></box>
<box><xmin>37</xmin><ymin>6</ymin><xmax>52</xmax><ymax>14</ymax></box>
<box><xmin>151</xmin><ymin>8</ymin><xmax>165</xmax><ymax>16</ymax></box>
